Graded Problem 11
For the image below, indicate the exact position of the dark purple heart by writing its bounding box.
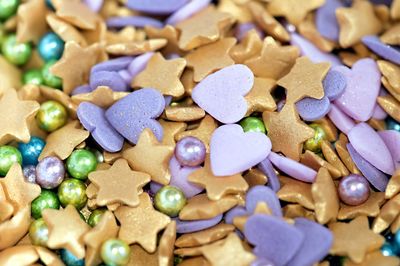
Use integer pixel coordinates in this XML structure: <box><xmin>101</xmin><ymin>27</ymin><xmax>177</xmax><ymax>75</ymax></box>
<box><xmin>105</xmin><ymin>88</ymin><xmax>165</xmax><ymax>144</ymax></box>
<box><xmin>347</xmin><ymin>143</ymin><xmax>389</xmax><ymax>191</ymax></box>
<box><xmin>106</xmin><ymin>16</ymin><xmax>163</xmax><ymax>29</ymax></box>
<box><xmin>362</xmin><ymin>35</ymin><xmax>400</xmax><ymax>65</ymax></box>
<box><xmin>126</xmin><ymin>0</ymin><xmax>189</xmax><ymax>15</ymax></box>
<box><xmin>295</xmin><ymin>96</ymin><xmax>331</xmax><ymax>121</ymax></box>
<box><xmin>77</xmin><ymin>102</ymin><xmax>124</xmax><ymax>152</ymax></box>
<box><xmin>90</xmin><ymin>71</ymin><xmax>129</xmax><ymax>92</ymax></box>
<box><xmin>175</xmin><ymin>214</ymin><xmax>222</xmax><ymax>233</ymax></box>
<box><xmin>244</xmin><ymin>214</ymin><xmax>304</xmax><ymax>266</ymax></box>
<box><xmin>315</xmin><ymin>0</ymin><xmax>343</xmax><ymax>41</ymax></box>
<box><xmin>224</xmin><ymin>206</ymin><xmax>247</xmax><ymax>224</ymax></box>
<box><xmin>287</xmin><ymin>218</ymin><xmax>333</xmax><ymax>266</ymax></box>
<box><xmin>323</xmin><ymin>69</ymin><xmax>347</xmax><ymax>101</ymax></box>
<box><xmin>91</xmin><ymin>56</ymin><xmax>134</xmax><ymax>73</ymax></box>
<box><xmin>245</xmin><ymin>185</ymin><xmax>282</xmax><ymax>217</ymax></box>
<box><xmin>71</xmin><ymin>84</ymin><xmax>92</xmax><ymax>95</ymax></box>
<box><xmin>257</xmin><ymin>158</ymin><xmax>281</xmax><ymax>192</ymax></box>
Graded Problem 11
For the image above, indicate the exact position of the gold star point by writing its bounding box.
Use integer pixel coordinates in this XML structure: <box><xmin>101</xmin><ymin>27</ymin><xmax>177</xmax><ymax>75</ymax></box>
<box><xmin>230</xmin><ymin>29</ymin><xmax>263</xmax><ymax>64</ymax></box>
<box><xmin>55</xmin><ymin>0</ymin><xmax>99</xmax><ymax>30</ymax></box>
<box><xmin>71</xmin><ymin>86</ymin><xmax>129</xmax><ymax>109</ymax></box>
<box><xmin>277</xmin><ymin>176</ymin><xmax>315</xmax><ymax>210</ymax></box>
<box><xmin>337</xmin><ymin>192</ymin><xmax>385</xmax><ymax>220</ymax></box>
<box><xmin>344</xmin><ymin>250</ymin><xmax>400</xmax><ymax>266</ymax></box>
<box><xmin>145</xmin><ymin>25</ymin><xmax>181</xmax><ymax>55</ymax></box>
<box><xmin>159</xmin><ymin>119</ymin><xmax>187</xmax><ymax>146</ymax></box>
<box><xmin>16</xmin><ymin>0</ymin><xmax>47</xmax><ymax>43</ymax></box>
<box><xmin>245</xmin><ymin>77</ymin><xmax>277</xmax><ymax>115</ymax></box>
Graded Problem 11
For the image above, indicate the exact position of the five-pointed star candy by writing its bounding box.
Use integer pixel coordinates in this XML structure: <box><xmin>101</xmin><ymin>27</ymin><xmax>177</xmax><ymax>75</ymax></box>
<box><xmin>277</xmin><ymin>176</ymin><xmax>315</xmax><ymax>210</ymax></box>
<box><xmin>105</xmin><ymin>39</ymin><xmax>168</xmax><ymax>56</ymax></box>
<box><xmin>186</xmin><ymin>38</ymin><xmax>236</xmax><ymax>82</ymax></box>
<box><xmin>278</xmin><ymin>56</ymin><xmax>330</xmax><ymax>104</ymax></box>
<box><xmin>50</xmin><ymin>41</ymin><xmax>104</xmax><ymax>95</ymax></box>
<box><xmin>0</xmin><ymin>163</ymin><xmax>40</xmax><ymax>214</ymax></box>
<box><xmin>244</xmin><ymin>40</ymin><xmax>299</xmax><ymax>80</ymax></box>
<box><xmin>201</xmin><ymin>233</ymin><xmax>255</xmax><ymax>266</ymax></box>
<box><xmin>344</xmin><ymin>250</ymin><xmax>400</xmax><ymax>266</ymax></box>
<box><xmin>267</xmin><ymin>0</ymin><xmax>324</xmax><ymax>26</ymax></box>
<box><xmin>245</xmin><ymin>77</ymin><xmax>277</xmax><ymax>115</ymax></box>
<box><xmin>159</xmin><ymin>120</ymin><xmax>187</xmax><ymax>146</ymax></box>
<box><xmin>336</xmin><ymin>0</ymin><xmax>382</xmax><ymax>48</ymax></box>
<box><xmin>188</xmin><ymin>155</ymin><xmax>248</xmax><ymax>201</ymax></box>
<box><xmin>263</xmin><ymin>104</ymin><xmax>314</xmax><ymax>161</ymax></box>
<box><xmin>71</xmin><ymin>86</ymin><xmax>129</xmax><ymax>108</ymax></box>
<box><xmin>145</xmin><ymin>25</ymin><xmax>181</xmax><ymax>55</ymax></box>
<box><xmin>0</xmin><ymin>89</ymin><xmax>39</xmax><ymax>145</ymax></box>
<box><xmin>123</xmin><ymin>129</ymin><xmax>174</xmax><ymax>185</ymax></box>
<box><xmin>88</xmin><ymin>159</ymin><xmax>150</xmax><ymax>207</ymax></box>
<box><xmin>0</xmin><ymin>184</ymin><xmax>13</xmax><ymax>222</ymax></box>
<box><xmin>39</xmin><ymin>121</ymin><xmax>89</xmax><ymax>160</ymax></box>
<box><xmin>55</xmin><ymin>0</ymin><xmax>98</xmax><ymax>30</ymax></box>
<box><xmin>337</xmin><ymin>192</ymin><xmax>385</xmax><ymax>220</ymax></box>
<box><xmin>329</xmin><ymin>216</ymin><xmax>384</xmax><ymax>263</ymax></box>
<box><xmin>176</xmin><ymin>6</ymin><xmax>235</xmax><ymax>51</ymax></box>
<box><xmin>132</xmin><ymin>52</ymin><xmax>186</xmax><ymax>97</ymax></box>
<box><xmin>16</xmin><ymin>0</ymin><xmax>48</xmax><ymax>43</ymax></box>
<box><xmin>230</xmin><ymin>29</ymin><xmax>263</xmax><ymax>64</ymax></box>
<box><xmin>83</xmin><ymin>211</ymin><xmax>119</xmax><ymax>266</ymax></box>
<box><xmin>114</xmin><ymin>193</ymin><xmax>171</xmax><ymax>253</ymax></box>
<box><xmin>43</xmin><ymin>205</ymin><xmax>90</xmax><ymax>259</ymax></box>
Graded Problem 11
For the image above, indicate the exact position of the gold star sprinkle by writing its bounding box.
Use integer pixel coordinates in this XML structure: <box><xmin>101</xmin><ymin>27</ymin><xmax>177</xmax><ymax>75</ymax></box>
<box><xmin>344</xmin><ymin>250</ymin><xmax>400</xmax><ymax>266</ymax></box>
<box><xmin>337</xmin><ymin>192</ymin><xmax>385</xmax><ymax>220</ymax></box>
<box><xmin>245</xmin><ymin>40</ymin><xmax>299</xmax><ymax>80</ymax></box>
<box><xmin>88</xmin><ymin>159</ymin><xmax>150</xmax><ymax>207</ymax></box>
<box><xmin>321</xmin><ymin>140</ymin><xmax>350</xmax><ymax>177</ymax></box>
<box><xmin>16</xmin><ymin>0</ymin><xmax>47</xmax><ymax>43</ymax></box>
<box><xmin>176</xmin><ymin>6</ymin><xmax>235</xmax><ymax>51</ymax></box>
<box><xmin>83</xmin><ymin>211</ymin><xmax>119</xmax><ymax>266</ymax></box>
<box><xmin>378</xmin><ymin>95</ymin><xmax>400</xmax><ymax>122</ymax></box>
<box><xmin>230</xmin><ymin>29</ymin><xmax>263</xmax><ymax>64</ymax></box>
<box><xmin>0</xmin><ymin>163</ymin><xmax>40</xmax><ymax>214</ymax></box>
<box><xmin>277</xmin><ymin>176</ymin><xmax>315</xmax><ymax>210</ymax></box>
<box><xmin>243</xmin><ymin>168</ymin><xmax>268</xmax><ymax>188</ymax></box>
<box><xmin>278</xmin><ymin>56</ymin><xmax>330</xmax><ymax>104</ymax></box>
<box><xmin>0</xmin><ymin>56</ymin><xmax>21</xmax><ymax>94</ymax></box>
<box><xmin>158</xmin><ymin>221</ymin><xmax>176</xmax><ymax>266</ymax></box>
<box><xmin>46</xmin><ymin>14</ymin><xmax>87</xmax><ymax>47</ymax></box>
<box><xmin>0</xmin><ymin>206</ymin><xmax>31</xmax><ymax>250</ymax></box>
<box><xmin>159</xmin><ymin>120</ymin><xmax>187</xmax><ymax>146</ymax></box>
<box><xmin>335</xmin><ymin>134</ymin><xmax>361</xmax><ymax>175</ymax></box>
<box><xmin>145</xmin><ymin>25</ymin><xmax>181</xmax><ymax>55</ymax></box>
<box><xmin>39</xmin><ymin>121</ymin><xmax>89</xmax><ymax>160</ymax></box>
<box><xmin>0</xmin><ymin>89</ymin><xmax>39</xmax><ymax>145</ymax></box>
<box><xmin>188</xmin><ymin>155</ymin><xmax>249</xmax><ymax>201</ymax></box>
<box><xmin>336</xmin><ymin>0</ymin><xmax>382</xmax><ymax>48</ymax></box>
<box><xmin>300</xmin><ymin>150</ymin><xmax>342</xmax><ymax>179</ymax></box>
<box><xmin>71</xmin><ymin>86</ymin><xmax>129</xmax><ymax>109</ymax></box>
<box><xmin>132</xmin><ymin>52</ymin><xmax>186</xmax><ymax>97</ymax></box>
<box><xmin>381</xmin><ymin>24</ymin><xmax>400</xmax><ymax>45</ymax></box>
<box><xmin>201</xmin><ymin>233</ymin><xmax>255</xmax><ymax>266</ymax></box>
<box><xmin>329</xmin><ymin>216</ymin><xmax>384</xmax><ymax>263</ymax></box>
<box><xmin>179</xmin><ymin>194</ymin><xmax>238</xmax><ymax>221</ymax></box>
<box><xmin>186</xmin><ymin>38</ymin><xmax>236</xmax><ymax>82</ymax></box>
<box><xmin>218</xmin><ymin>0</ymin><xmax>252</xmax><ymax>23</ymax></box>
<box><xmin>105</xmin><ymin>39</ymin><xmax>168</xmax><ymax>56</ymax></box>
<box><xmin>0</xmin><ymin>185</ymin><xmax>13</xmax><ymax>222</ymax></box>
<box><xmin>50</xmin><ymin>41</ymin><xmax>104</xmax><ymax>95</ymax></box>
<box><xmin>43</xmin><ymin>205</ymin><xmax>90</xmax><ymax>259</ymax></box>
<box><xmin>263</xmin><ymin>104</ymin><xmax>314</xmax><ymax>161</ymax></box>
<box><xmin>372</xmin><ymin>194</ymin><xmax>400</xmax><ymax>234</ymax></box>
<box><xmin>164</xmin><ymin>105</ymin><xmax>205</xmax><ymax>122</ymax></box>
<box><xmin>123</xmin><ymin>129</ymin><xmax>174</xmax><ymax>185</ymax></box>
<box><xmin>385</xmin><ymin>170</ymin><xmax>400</xmax><ymax>199</ymax></box>
<box><xmin>128</xmin><ymin>245</ymin><xmax>158</xmax><ymax>266</ymax></box>
<box><xmin>245</xmin><ymin>77</ymin><xmax>276</xmax><ymax>115</ymax></box>
<box><xmin>283</xmin><ymin>204</ymin><xmax>316</xmax><ymax>221</ymax></box>
<box><xmin>115</xmin><ymin>193</ymin><xmax>171</xmax><ymax>253</ymax></box>
<box><xmin>55</xmin><ymin>0</ymin><xmax>99</xmax><ymax>30</ymax></box>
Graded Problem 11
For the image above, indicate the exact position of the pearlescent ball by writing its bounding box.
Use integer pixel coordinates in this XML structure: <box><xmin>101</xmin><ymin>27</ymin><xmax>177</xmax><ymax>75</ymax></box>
<box><xmin>338</xmin><ymin>174</ymin><xmax>370</xmax><ymax>206</ymax></box>
<box><xmin>23</xmin><ymin>165</ymin><xmax>37</xmax><ymax>183</ymax></box>
<box><xmin>175</xmin><ymin>136</ymin><xmax>206</xmax><ymax>167</ymax></box>
<box><xmin>304</xmin><ymin>123</ymin><xmax>327</xmax><ymax>153</ymax></box>
<box><xmin>240</xmin><ymin>117</ymin><xmax>266</xmax><ymax>134</ymax></box>
<box><xmin>58</xmin><ymin>179</ymin><xmax>87</xmax><ymax>210</ymax></box>
<box><xmin>18</xmin><ymin>136</ymin><xmax>46</xmax><ymax>166</ymax></box>
<box><xmin>2</xmin><ymin>34</ymin><xmax>32</xmax><ymax>65</ymax></box>
<box><xmin>66</xmin><ymin>149</ymin><xmax>98</xmax><ymax>180</ymax></box>
<box><xmin>381</xmin><ymin>242</ymin><xmax>397</xmax><ymax>257</ymax></box>
<box><xmin>29</xmin><ymin>218</ymin><xmax>49</xmax><ymax>247</ymax></box>
<box><xmin>154</xmin><ymin>185</ymin><xmax>186</xmax><ymax>217</ymax></box>
<box><xmin>23</xmin><ymin>69</ymin><xmax>44</xmax><ymax>85</ymax></box>
<box><xmin>101</xmin><ymin>238</ymin><xmax>131</xmax><ymax>266</ymax></box>
<box><xmin>42</xmin><ymin>60</ymin><xmax>62</xmax><ymax>89</ymax></box>
<box><xmin>386</xmin><ymin>117</ymin><xmax>400</xmax><ymax>132</ymax></box>
<box><xmin>60</xmin><ymin>249</ymin><xmax>85</xmax><ymax>266</ymax></box>
<box><xmin>0</xmin><ymin>145</ymin><xmax>22</xmax><ymax>176</ymax></box>
<box><xmin>88</xmin><ymin>209</ymin><xmax>106</xmax><ymax>227</ymax></box>
<box><xmin>38</xmin><ymin>32</ymin><xmax>65</xmax><ymax>62</ymax></box>
<box><xmin>0</xmin><ymin>0</ymin><xmax>19</xmax><ymax>20</ymax></box>
<box><xmin>31</xmin><ymin>189</ymin><xmax>60</xmax><ymax>219</ymax></box>
<box><xmin>36</xmin><ymin>156</ymin><xmax>65</xmax><ymax>189</ymax></box>
<box><xmin>36</xmin><ymin>100</ymin><xmax>68</xmax><ymax>132</ymax></box>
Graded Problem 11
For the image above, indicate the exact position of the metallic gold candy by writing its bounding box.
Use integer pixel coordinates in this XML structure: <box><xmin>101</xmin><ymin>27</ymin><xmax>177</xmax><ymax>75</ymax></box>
<box><xmin>46</xmin><ymin>14</ymin><xmax>88</xmax><ymax>47</ymax></box>
<box><xmin>243</xmin><ymin>168</ymin><xmax>268</xmax><ymax>188</ymax></box>
<box><xmin>0</xmin><ymin>207</ymin><xmax>31</xmax><ymax>250</ymax></box>
<box><xmin>321</xmin><ymin>140</ymin><xmax>350</xmax><ymax>177</ymax></box>
<box><xmin>145</xmin><ymin>25</ymin><xmax>181</xmax><ymax>56</ymax></box>
<box><xmin>337</xmin><ymin>192</ymin><xmax>385</xmax><ymax>220</ymax></box>
<box><xmin>71</xmin><ymin>86</ymin><xmax>129</xmax><ymax>109</ymax></box>
<box><xmin>164</xmin><ymin>105</ymin><xmax>206</xmax><ymax>122</ymax></box>
<box><xmin>230</xmin><ymin>29</ymin><xmax>263</xmax><ymax>64</ymax></box>
<box><xmin>301</xmin><ymin>150</ymin><xmax>342</xmax><ymax>179</ymax></box>
<box><xmin>335</xmin><ymin>134</ymin><xmax>361</xmax><ymax>175</ymax></box>
<box><xmin>245</xmin><ymin>77</ymin><xmax>276</xmax><ymax>115</ymax></box>
<box><xmin>106</xmin><ymin>39</ymin><xmax>168</xmax><ymax>56</ymax></box>
<box><xmin>16</xmin><ymin>0</ymin><xmax>47</xmax><ymax>43</ymax></box>
<box><xmin>159</xmin><ymin>120</ymin><xmax>187</xmax><ymax>146</ymax></box>
<box><xmin>378</xmin><ymin>95</ymin><xmax>400</xmax><ymax>122</ymax></box>
<box><xmin>277</xmin><ymin>176</ymin><xmax>315</xmax><ymax>210</ymax></box>
<box><xmin>385</xmin><ymin>170</ymin><xmax>400</xmax><ymax>199</ymax></box>
<box><xmin>372</xmin><ymin>194</ymin><xmax>400</xmax><ymax>233</ymax></box>
<box><xmin>158</xmin><ymin>221</ymin><xmax>176</xmax><ymax>266</ymax></box>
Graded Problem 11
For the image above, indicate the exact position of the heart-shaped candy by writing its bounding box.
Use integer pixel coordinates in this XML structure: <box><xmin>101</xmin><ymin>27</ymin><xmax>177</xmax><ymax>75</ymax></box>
<box><xmin>210</xmin><ymin>124</ymin><xmax>271</xmax><ymax>176</ymax></box>
<box><xmin>105</xmin><ymin>88</ymin><xmax>165</xmax><ymax>144</ymax></box>
<box><xmin>296</xmin><ymin>96</ymin><xmax>331</xmax><ymax>121</ymax></box>
<box><xmin>192</xmin><ymin>64</ymin><xmax>254</xmax><ymax>124</ymax></box>
<box><xmin>169</xmin><ymin>156</ymin><xmax>203</xmax><ymax>198</ymax></box>
<box><xmin>77</xmin><ymin>102</ymin><xmax>124</xmax><ymax>152</ymax></box>
<box><xmin>90</xmin><ymin>71</ymin><xmax>129</xmax><ymax>92</ymax></box>
<box><xmin>334</xmin><ymin>58</ymin><xmax>381</xmax><ymax>121</ymax></box>
<box><xmin>126</xmin><ymin>0</ymin><xmax>189</xmax><ymax>14</ymax></box>
<box><xmin>315</xmin><ymin>0</ymin><xmax>343</xmax><ymax>41</ymax></box>
<box><xmin>91</xmin><ymin>56</ymin><xmax>133</xmax><ymax>73</ymax></box>
<box><xmin>323</xmin><ymin>69</ymin><xmax>347</xmax><ymax>101</ymax></box>
<box><xmin>245</xmin><ymin>185</ymin><xmax>282</xmax><ymax>217</ymax></box>
<box><xmin>258</xmin><ymin>158</ymin><xmax>281</xmax><ymax>192</ymax></box>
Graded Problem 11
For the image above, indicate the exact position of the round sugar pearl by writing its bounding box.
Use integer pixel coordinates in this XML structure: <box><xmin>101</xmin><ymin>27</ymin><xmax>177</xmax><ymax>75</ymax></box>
<box><xmin>0</xmin><ymin>145</ymin><xmax>22</xmax><ymax>176</ymax></box>
<box><xmin>240</xmin><ymin>117</ymin><xmax>266</xmax><ymax>134</ymax></box>
<box><xmin>88</xmin><ymin>208</ymin><xmax>106</xmax><ymax>227</ymax></box>
<box><xmin>60</xmin><ymin>248</ymin><xmax>85</xmax><ymax>266</ymax></box>
<box><xmin>2</xmin><ymin>34</ymin><xmax>32</xmax><ymax>65</ymax></box>
<box><xmin>31</xmin><ymin>189</ymin><xmax>60</xmax><ymax>219</ymax></box>
<box><xmin>101</xmin><ymin>238</ymin><xmax>131</xmax><ymax>266</ymax></box>
<box><xmin>36</xmin><ymin>100</ymin><xmax>68</xmax><ymax>132</ymax></box>
<box><xmin>29</xmin><ymin>218</ymin><xmax>49</xmax><ymax>247</ymax></box>
<box><xmin>338</xmin><ymin>174</ymin><xmax>370</xmax><ymax>206</ymax></box>
<box><xmin>175</xmin><ymin>136</ymin><xmax>206</xmax><ymax>167</ymax></box>
<box><xmin>36</xmin><ymin>156</ymin><xmax>65</xmax><ymax>189</ymax></box>
<box><xmin>0</xmin><ymin>0</ymin><xmax>19</xmax><ymax>20</ymax></box>
<box><xmin>23</xmin><ymin>69</ymin><xmax>44</xmax><ymax>85</ymax></box>
<box><xmin>66</xmin><ymin>149</ymin><xmax>98</xmax><ymax>180</ymax></box>
<box><xmin>38</xmin><ymin>32</ymin><xmax>65</xmax><ymax>62</ymax></box>
<box><xmin>154</xmin><ymin>185</ymin><xmax>186</xmax><ymax>217</ymax></box>
<box><xmin>42</xmin><ymin>60</ymin><xmax>62</xmax><ymax>89</ymax></box>
<box><xmin>23</xmin><ymin>165</ymin><xmax>37</xmax><ymax>183</ymax></box>
<box><xmin>18</xmin><ymin>136</ymin><xmax>46</xmax><ymax>166</ymax></box>
<box><xmin>58</xmin><ymin>179</ymin><xmax>87</xmax><ymax>210</ymax></box>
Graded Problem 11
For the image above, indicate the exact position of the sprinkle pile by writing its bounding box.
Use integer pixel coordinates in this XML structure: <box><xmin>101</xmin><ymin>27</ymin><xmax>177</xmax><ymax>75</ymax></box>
<box><xmin>1</xmin><ymin>0</ymin><xmax>400</xmax><ymax>265</ymax></box>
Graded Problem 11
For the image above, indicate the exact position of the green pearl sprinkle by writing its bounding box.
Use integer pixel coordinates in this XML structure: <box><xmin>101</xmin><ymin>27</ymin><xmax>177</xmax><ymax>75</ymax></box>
<box><xmin>29</xmin><ymin>218</ymin><xmax>49</xmax><ymax>247</ymax></box>
<box><xmin>31</xmin><ymin>189</ymin><xmax>60</xmax><ymax>219</ymax></box>
<box><xmin>36</xmin><ymin>100</ymin><xmax>68</xmax><ymax>132</ymax></box>
<box><xmin>23</xmin><ymin>69</ymin><xmax>44</xmax><ymax>85</ymax></box>
<box><xmin>88</xmin><ymin>209</ymin><xmax>106</xmax><ymax>227</ymax></box>
<box><xmin>154</xmin><ymin>185</ymin><xmax>186</xmax><ymax>217</ymax></box>
<box><xmin>0</xmin><ymin>145</ymin><xmax>22</xmax><ymax>176</ymax></box>
<box><xmin>58</xmin><ymin>179</ymin><xmax>88</xmax><ymax>210</ymax></box>
<box><xmin>2</xmin><ymin>34</ymin><xmax>32</xmax><ymax>65</ymax></box>
<box><xmin>304</xmin><ymin>123</ymin><xmax>327</xmax><ymax>153</ymax></box>
<box><xmin>0</xmin><ymin>0</ymin><xmax>20</xmax><ymax>20</ymax></box>
<box><xmin>240</xmin><ymin>117</ymin><xmax>266</xmax><ymax>134</ymax></box>
<box><xmin>101</xmin><ymin>238</ymin><xmax>131</xmax><ymax>266</ymax></box>
<box><xmin>66</xmin><ymin>149</ymin><xmax>98</xmax><ymax>180</ymax></box>
<box><xmin>42</xmin><ymin>60</ymin><xmax>62</xmax><ymax>89</ymax></box>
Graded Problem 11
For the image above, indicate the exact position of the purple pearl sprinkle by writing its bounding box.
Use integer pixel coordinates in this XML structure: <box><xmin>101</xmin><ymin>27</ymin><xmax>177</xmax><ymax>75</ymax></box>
<box><xmin>338</xmin><ymin>174</ymin><xmax>370</xmax><ymax>206</ymax></box>
<box><xmin>175</xmin><ymin>136</ymin><xmax>206</xmax><ymax>167</ymax></box>
<box><xmin>23</xmin><ymin>165</ymin><xmax>37</xmax><ymax>184</ymax></box>
<box><xmin>36</xmin><ymin>156</ymin><xmax>65</xmax><ymax>189</ymax></box>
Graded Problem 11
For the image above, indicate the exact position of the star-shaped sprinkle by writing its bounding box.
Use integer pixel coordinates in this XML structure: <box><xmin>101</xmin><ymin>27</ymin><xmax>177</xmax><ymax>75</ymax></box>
<box><xmin>243</xmin><ymin>168</ymin><xmax>268</xmax><ymax>187</ymax></box>
<box><xmin>39</xmin><ymin>121</ymin><xmax>89</xmax><ymax>160</ymax></box>
<box><xmin>47</xmin><ymin>14</ymin><xmax>88</xmax><ymax>47</ymax></box>
<box><xmin>377</xmin><ymin>95</ymin><xmax>400</xmax><ymax>122</ymax></box>
<box><xmin>105</xmin><ymin>39</ymin><xmax>168</xmax><ymax>56</ymax></box>
<box><xmin>158</xmin><ymin>221</ymin><xmax>176</xmax><ymax>266</ymax></box>
<box><xmin>201</xmin><ymin>233</ymin><xmax>255</xmax><ymax>266</ymax></box>
<box><xmin>16</xmin><ymin>0</ymin><xmax>47</xmax><ymax>43</ymax></box>
<box><xmin>245</xmin><ymin>40</ymin><xmax>299</xmax><ymax>80</ymax></box>
<box><xmin>230</xmin><ymin>29</ymin><xmax>263</xmax><ymax>64</ymax></box>
<box><xmin>0</xmin><ymin>163</ymin><xmax>40</xmax><ymax>214</ymax></box>
<box><xmin>89</xmin><ymin>159</ymin><xmax>150</xmax><ymax>207</ymax></box>
<box><xmin>344</xmin><ymin>251</ymin><xmax>400</xmax><ymax>266</ymax></box>
<box><xmin>123</xmin><ymin>129</ymin><xmax>174</xmax><ymax>185</ymax></box>
<box><xmin>277</xmin><ymin>176</ymin><xmax>315</xmax><ymax>210</ymax></box>
<box><xmin>263</xmin><ymin>104</ymin><xmax>314</xmax><ymax>161</ymax></box>
<box><xmin>106</xmin><ymin>26</ymin><xmax>137</xmax><ymax>45</ymax></box>
<box><xmin>335</xmin><ymin>134</ymin><xmax>361</xmax><ymax>175</ymax></box>
<box><xmin>50</xmin><ymin>41</ymin><xmax>104</xmax><ymax>95</ymax></box>
<box><xmin>329</xmin><ymin>216</ymin><xmax>384</xmax><ymax>263</ymax></box>
<box><xmin>159</xmin><ymin>120</ymin><xmax>187</xmax><ymax>146</ymax></box>
<box><xmin>0</xmin><ymin>89</ymin><xmax>39</xmax><ymax>145</ymax></box>
<box><xmin>245</xmin><ymin>77</ymin><xmax>276</xmax><ymax>115</ymax></box>
<box><xmin>336</xmin><ymin>0</ymin><xmax>382</xmax><ymax>48</ymax></box>
<box><xmin>385</xmin><ymin>170</ymin><xmax>400</xmax><ymax>199</ymax></box>
<box><xmin>83</xmin><ymin>211</ymin><xmax>119</xmax><ymax>266</ymax></box>
<box><xmin>278</xmin><ymin>56</ymin><xmax>330</xmax><ymax>104</ymax></box>
<box><xmin>40</xmin><ymin>85</ymin><xmax>78</xmax><ymax>117</ymax></box>
<box><xmin>301</xmin><ymin>150</ymin><xmax>342</xmax><ymax>179</ymax></box>
<box><xmin>43</xmin><ymin>205</ymin><xmax>90</xmax><ymax>259</ymax></box>
<box><xmin>115</xmin><ymin>193</ymin><xmax>171</xmax><ymax>253</ymax></box>
<box><xmin>55</xmin><ymin>0</ymin><xmax>99</xmax><ymax>30</ymax></box>
<box><xmin>176</xmin><ymin>6</ymin><xmax>235</xmax><ymax>51</ymax></box>
<box><xmin>132</xmin><ymin>52</ymin><xmax>186</xmax><ymax>97</ymax></box>
<box><xmin>267</xmin><ymin>0</ymin><xmax>324</xmax><ymax>26</ymax></box>
<box><xmin>0</xmin><ymin>184</ymin><xmax>13</xmax><ymax>222</ymax></box>
<box><xmin>164</xmin><ymin>105</ymin><xmax>205</xmax><ymax>122</ymax></box>
<box><xmin>145</xmin><ymin>25</ymin><xmax>181</xmax><ymax>55</ymax></box>
<box><xmin>337</xmin><ymin>192</ymin><xmax>385</xmax><ymax>220</ymax></box>
<box><xmin>71</xmin><ymin>86</ymin><xmax>129</xmax><ymax>109</ymax></box>
<box><xmin>321</xmin><ymin>140</ymin><xmax>350</xmax><ymax>177</ymax></box>
<box><xmin>0</xmin><ymin>57</ymin><xmax>21</xmax><ymax>94</ymax></box>
<box><xmin>188</xmin><ymin>155</ymin><xmax>248</xmax><ymax>201</ymax></box>
<box><xmin>186</xmin><ymin>38</ymin><xmax>236</xmax><ymax>82</ymax></box>
<box><xmin>372</xmin><ymin>194</ymin><xmax>400</xmax><ymax>234</ymax></box>
<box><xmin>128</xmin><ymin>245</ymin><xmax>158</xmax><ymax>266</ymax></box>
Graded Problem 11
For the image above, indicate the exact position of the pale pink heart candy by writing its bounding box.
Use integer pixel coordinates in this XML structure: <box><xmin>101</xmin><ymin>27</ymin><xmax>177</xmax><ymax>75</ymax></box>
<box><xmin>268</xmin><ymin>152</ymin><xmax>317</xmax><ymax>183</ymax></box>
<box><xmin>348</xmin><ymin>123</ymin><xmax>394</xmax><ymax>175</ymax></box>
<box><xmin>192</xmin><ymin>64</ymin><xmax>254</xmax><ymax>124</ymax></box>
<box><xmin>210</xmin><ymin>124</ymin><xmax>271</xmax><ymax>176</ymax></box>
<box><xmin>378</xmin><ymin>130</ymin><xmax>400</xmax><ymax>170</ymax></box>
<box><xmin>334</xmin><ymin>58</ymin><xmax>381</xmax><ymax>121</ymax></box>
<box><xmin>327</xmin><ymin>104</ymin><xmax>355</xmax><ymax>134</ymax></box>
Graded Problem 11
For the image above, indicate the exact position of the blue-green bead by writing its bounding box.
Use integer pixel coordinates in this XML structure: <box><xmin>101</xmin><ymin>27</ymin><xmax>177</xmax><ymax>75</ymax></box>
<box><xmin>38</xmin><ymin>32</ymin><xmax>65</xmax><ymax>62</ymax></box>
<box><xmin>0</xmin><ymin>0</ymin><xmax>19</xmax><ymax>20</ymax></box>
<box><xmin>36</xmin><ymin>100</ymin><xmax>68</xmax><ymax>132</ymax></box>
<box><xmin>23</xmin><ymin>69</ymin><xmax>44</xmax><ymax>85</ymax></box>
<box><xmin>2</xmin><ymin>34</ymin><xmax>32</xmax><ymax>65</ymax></box>
<box><xmin>66</xmin><ymin>149</ymin><xmax>98</xmax><ymax>180</ymax></box>
<box><xmin>18</xmin><ymin>136</ymin><xmax>45</xmax><ymax>166</ymax></box>
<box><xmin>60</xmin><ymin>249</ymin><xmax>85</xmax><ymax>266</ymax></box>
<box><xmin>42</xmin><ymin>60</ymin><xmax>62</xmax><ymax>89</ymax></box>
<box><xmin>101</xmin><ymin>238</ymin><xmax>131</xmax><ymax>266</ymax></box>
<box><xmin>240</xmin><ymin>117</ymin><xmax>266</xmax><ymax>133</ymax></box>
<box><xmin>31</xmin><ymin>189</ymin><xmax>60</xmax><ymax>219</ymax></box>
<box><xmin>45</xmin><ymin>0</ymin><xmax>54</xmax><ymax>9</ymax></box>
<box><xmin>381</xmin><ymin>242</ymin><xmax>397</xmax><ymax>257</ymax></box>
<box><xmin>58</xmin><ymin>179</ymin><xmax>87</xmax><ymax>210</ymax></box>
<box><xmin>386</xmin><ymin>117</ymin><xmax>400</xmax><ymax>132</ymax></box>
<box><xmin>154</xmin><ymin>186</ymin><xmax>186</xmax><ymax>217</ymax></box>
<box><xmin>0</xmin><ymin>145</ymin><xmax>22</xmax><ymax>176</ymax></box>
<box><xmin>28</xmin><ymin>218</ymin><xmax>48</xmax><ymax>246</ymax></box>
